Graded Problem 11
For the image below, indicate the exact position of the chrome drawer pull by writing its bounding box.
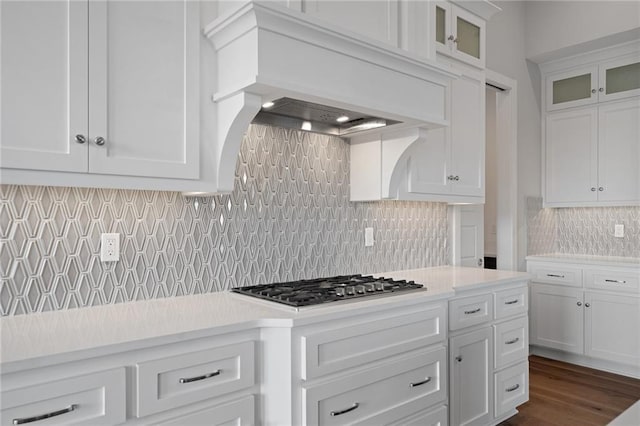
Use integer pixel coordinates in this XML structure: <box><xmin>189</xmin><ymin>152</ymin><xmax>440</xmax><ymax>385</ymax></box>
<box><xmin>547</xmin><ymin>274</ymin><xmax>565</xmax><ymax>278</ymax></box>
<box><xmin>505</xmin><ymin>337</ymin><xmax>520</xmax><ymax>345</ymax></box>
<box><xmin>605</xmin><ymin>279</ymin><xmax>627</xmax><ymax>284</ymax></box>
<box><xmin>505</xmin><ymin>384</ymin><xmax>520</xmax><ymax>393</ymax></box>
<box><xmin>409</xmin><ymin>376</ymin><xmax>432</xmax><ymax>388</ymax></box>
<box><xmin>13</xmin><ymin>404</ymin><xmax>78</xmax><ymax>424</ymax></box>
<box><xmin>505</xmin><ymin>299</ymin><xmax>519</xmax><ymax>305</ymax></box>
<box><xmin>330</xmin><ymin>402</ymin><xmax>359</xmax><ymax>417</ymax></box>
<box><xmin>464</xmin><ymin>308</ymin><xmax>481</xmax><ymax>315</ymax></box>
<box><xmin>179</xmin><ymin>369</ymin><xmax>221</xmax><ymax>384</ymax></box>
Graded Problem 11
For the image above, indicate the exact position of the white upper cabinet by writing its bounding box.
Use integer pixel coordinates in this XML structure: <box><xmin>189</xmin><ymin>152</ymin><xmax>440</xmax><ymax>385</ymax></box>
<box><xmin>434</xmin><ymin>2</ymin><xmax>488</xmax><ymax>68</ymax></box>
<box><xmin>1</xmin><ymin>1</ymin><xmax>89</xmax><ymax>172</ymax></box>
<box><xmin>541</xmin><ymin>42</ymin><xmax>640</xmax><ymax>207</ymax></box>
<box><xmin>1</xmin><ymin>0</ymin><xmax>200</xmax><ymax>188</ymax></box>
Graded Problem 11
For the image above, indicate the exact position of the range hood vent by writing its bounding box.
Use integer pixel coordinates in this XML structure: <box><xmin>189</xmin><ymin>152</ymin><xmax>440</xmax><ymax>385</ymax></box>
<box><xmin>204</xmin><ymin>1</ymin><xmax>458</xmax><ymax>192</ymax></box>
<box><xmin>252</xmin><ymin>97</ymin><xmax>401</xmax><ymax>137</ymax></box>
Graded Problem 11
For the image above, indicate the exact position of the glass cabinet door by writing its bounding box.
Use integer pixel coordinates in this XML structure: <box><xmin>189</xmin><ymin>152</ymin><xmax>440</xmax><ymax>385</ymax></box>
<box><xmin>546</xmin><ymin>66</ymin><xmax>598</xmax><ymax>111</ymax></box>
<box><xmin>434</xmin><ymin>2</ymin><xmax>450</xmax><ymax>55</ymax></box>
<box><xmin>451</xmin><ymin>5</ymin><xmax>485</xmax><ymax>68</ymax></box>
<box><xmin>599</xmin><ymin>55</ymin><xmax>640</xmax><ymax>102</ymax></box>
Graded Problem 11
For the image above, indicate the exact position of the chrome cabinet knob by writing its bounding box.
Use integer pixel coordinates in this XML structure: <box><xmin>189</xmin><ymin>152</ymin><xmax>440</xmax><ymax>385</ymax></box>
<box><xmin>585</xmin><ymin>303</ymin><xmax>591</xmax><ymax>308</ymax></box>
<box><xmin>454</xmin><ymin>175</ymin><xmax>460</xmax><ymax>181</ymax></box>
<box><xmin>591</xmin><ymin>187</ymin><xmax>596</xmax><ymax>192</ymax></box>
<box><xmin>591</xmin><ymin>89</ymin><xmax>597</xmax><ymax>94</ymax></box>
<box><xmin>448</xmin><ymin>35</ymin><xmax>455</xmax><ymax>41</ymax></box>
<box><xmin>577</xmin><ymin>301</ymin><xmax>582</xmax><ymax>306</ymax></box>
<box><xmin>75</xmin><ymin>134</ymin><xmax>86</xmax><ymax>144</ymax></box>
<box><xmin>94</xmin><ymin>136</ymin><xmax>106</xmax><ymax>146</ymax></box>
<box><xmin>598</xmin><ymin>187</ymin><xmax>604</xmax><ymax>191</ymax></box>
<box><xmin>455</xmin><ymin>356</ymin><xmax>462</xmax><ymax>362</ymax></box>
<box><xmin>599</xmin><ymin>87</ymin><xmax>604</xmax><ymax>92</ymax></box>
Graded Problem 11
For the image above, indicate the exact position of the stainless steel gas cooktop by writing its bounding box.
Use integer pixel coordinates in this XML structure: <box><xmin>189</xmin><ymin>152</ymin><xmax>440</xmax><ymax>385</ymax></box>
<box><xmin>231</xmin><ymin>275</ymin><xmax>424</xmax><ymax>308</ymax></box>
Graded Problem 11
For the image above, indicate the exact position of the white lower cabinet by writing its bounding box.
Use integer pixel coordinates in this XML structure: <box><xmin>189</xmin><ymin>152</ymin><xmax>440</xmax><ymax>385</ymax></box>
<box><xmin>157</xmin><ymin>395</ymin><xmax>255</xmax><ymax>426</ymax></box>
<box><xmin>450</xmin><ymin>328</ymin><xmax>492</xmax><ymax>426</ymax></box>
<box><xmin>303</xmin><ymin>347</ymin><xmax>446</xmax><ymax>426</ymax></box>
<box><xmin>449</xmin><ymin>281</ymin><xmax>530</xmax><ymax>426</ymax></box>
<box><xmin>528</xmin><ymin>258</ymin><xmax>640</xmax><ymax>377</ymax></box>
<box><xmin>0</xmin><ymin>368</ymin><xmax>126</xmax><ymax>426</ymax></box>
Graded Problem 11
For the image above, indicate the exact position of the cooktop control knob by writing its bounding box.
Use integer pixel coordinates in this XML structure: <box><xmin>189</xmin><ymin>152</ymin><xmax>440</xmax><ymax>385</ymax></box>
<box><xmin>335</xmin><ymin>287</ymin><xmax>346</xmax><ymax>297</ymax></box>
<box><xmin>364</xmin><ymin>283</ymin><xmax>375</xmax><ymax>292</ymax></box>
<box><xmin>355</xmin><ymin>285</ymin><xmax>366</xmax><ymax>294</ymax></box>
<box><xmin>346</xmin><ymin>286</ymin><xmax>356</xmax><ymax>296</ymax></box>
<box><xmin>375</xmin><ymin>282</ymin><xmax>385</xmax><ymax>291</ymax></box>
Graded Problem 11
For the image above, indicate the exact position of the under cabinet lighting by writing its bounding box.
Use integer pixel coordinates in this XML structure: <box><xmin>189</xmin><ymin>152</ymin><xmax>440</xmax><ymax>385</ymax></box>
<box><xmin>336</xmin><ymin>115</ymin><xmax>349</xmax><ymax>123</ymax></box>
<box><xmin>301</xmin><ymin>121</ymin><xmax>312</xmax><ymax>131</ymax></box>
<box><xmin>262</xmin><ymin>101</ymin><xmax>275</xmax><ymax>108</ymax></box>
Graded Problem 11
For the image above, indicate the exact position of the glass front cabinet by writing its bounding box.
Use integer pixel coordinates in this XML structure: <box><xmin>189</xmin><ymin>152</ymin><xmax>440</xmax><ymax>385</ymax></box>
<box><xmin>546</xmin><ymin>54</ymin><xmax>640</xmax><ymax>111</ymax></box>
<box><xmin>434</xmin><ymin>2</ymin><xmax>485</xmax><ymax>68</ymax></box>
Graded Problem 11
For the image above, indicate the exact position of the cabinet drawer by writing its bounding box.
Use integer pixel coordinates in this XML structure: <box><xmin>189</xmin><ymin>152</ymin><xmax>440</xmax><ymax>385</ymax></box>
<box><xmin>494</xmin><ymin>361</ymin><xmax>529</xmax><ymax>418</ymax></box>
<box><xmin>389</xmin><ymin>404</ymin><xmax>448</xmax><ymax>426</ymax></box>
<box><xmin>494</xmin><ymin>317</ymin><xmax>528</xmax><ymax>369</ymax></box>
<box><xmin>528</xmin><ymin>264</ymin><xmax>582</xmax><ymax>287</ymax></box>
<box><xmin>449</xmin><ymin>293</ymin><xmax>493</xmax><ymax>331</ymax></box>
<box><xmin>495</xmin><ymin>287</ymin><xmax>528</xmax><ymax>320</ymax></box>
<box><xmin>584</xmin><ymin>269</ymin><xmax>640</xmax><ymax>294</ymax></box>
<box><xmin>157</xmin><ymin>395</ymin><xmax>255</xmax><ymax>426</ymax></box>
<box><xmin>0</xmin><ymin>368</ymin><xmax>125</xmax><ymax>426</ymax></box>
<box><xmin>135</xmin><ymin>341</ymin><xmax>255</xmax><ymax>417</ymax></box>
<box><xmin>301</xmin><ymin>304</ymin><xmax>445</xmax><ymax>380</ymax></box>
<box><xmin>303</xmin><ymin>347</ymin><xmax>446</xmax><ymax>426</ymax></box>
<box><xmin>360</xmin><ymin>402</ymin><xmax>447</xmax><ymax>426</ymax></box>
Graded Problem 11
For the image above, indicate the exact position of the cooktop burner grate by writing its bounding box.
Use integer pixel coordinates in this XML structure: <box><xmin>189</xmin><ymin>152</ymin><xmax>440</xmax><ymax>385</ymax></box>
<box><xmin>231</xmin><ymin>275</ymin><xmax>423</xmax><ymax>308</ymax></box>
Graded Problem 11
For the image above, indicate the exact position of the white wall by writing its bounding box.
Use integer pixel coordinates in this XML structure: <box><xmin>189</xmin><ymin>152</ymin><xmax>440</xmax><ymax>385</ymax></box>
<box><xmin>486</xmin><ymin>1</ymin><xmax>542</xmax><ymax>270</ymax></box>
<box><xmin>524</xmin><ymin>1</ymin><xmax>640</xmax><ymax>62</ymax></box>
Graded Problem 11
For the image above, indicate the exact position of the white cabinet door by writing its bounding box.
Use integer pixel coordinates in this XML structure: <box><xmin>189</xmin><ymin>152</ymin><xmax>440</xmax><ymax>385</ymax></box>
<box><xmin>434</xmin><ymin>3</ymin><xmax>486</xmax><ymax>69</ymax></box>
<box><xmin>530</xmin><ymin>284</ymin><xmax>584</xmax><ymax>354</ymax></box>
<box><xmin>88</xmin><ymin>0</ymin><xmax>199</xmax><ymax>179</ymax></box>
<box><xmin>302</xmin><ymin>0</ymin><xmax>398</xmax><ymax>48</ymax></box>
<box><xmin>545</xmin><ymin>65</ymin><xmax>598</xmax><ymax>112</ymax></box>
<box><xmin>597</xmin><ymin>98</ymin><xmax>640</xmax><ymax>203</ymax></box>
<box><xmin>450</xmin><ymin>71</ymin><xmax>484</xmax><ymax>196</ymax></box>
<box><xmin>450</xmin><ymin>327</ymin><xmax>492</xmax><ymax>426</ymax></box>
<box><xmin>598</xmin><ymin>54</ymin><xmax>640</xmax><ymax>103</ymax></box>
<box><xmin>584</xmin><ymin>292</ymin><xmax>640</xmax><ymax>366</ymax></box>
<box><xmin>1</xmin><ymin>0</ymin><xmax>88</xmax><ymax>172</ymax></box>
<box><xmin>407</xmin><ymin>127</ymin><xmax>451</xmax><ymax>195</ymax></box>
<box><xmin>545</xmin><ymin>107</ymin><xmax>598</xmax><ymax>204</ymax></box>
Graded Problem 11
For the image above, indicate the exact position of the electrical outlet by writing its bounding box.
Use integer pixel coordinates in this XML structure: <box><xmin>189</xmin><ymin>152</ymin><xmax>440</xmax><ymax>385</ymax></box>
<box><xmin>101</xmin><ymin>233</ymin><xmax>120</xmax><ymax>262</ymax></box>
<box><xmin>365</xmin><ymin>227</ymin><xmax>374</xmax><ymax>247</ymax></box>
<box><xmin>614</xmin><ymin>224</ymin><xmax>624</xmax><ymax>238</ymax></box>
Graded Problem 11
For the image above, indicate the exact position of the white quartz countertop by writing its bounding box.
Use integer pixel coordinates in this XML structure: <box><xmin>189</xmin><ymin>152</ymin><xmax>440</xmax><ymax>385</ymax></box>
<box><xmin>1</xmin><ymin>266</ymin><xmax>529</xmax><ymax>370</ymax></box>
<box><xmin>527</xmin><ymin>254</ymin><xmax>640</xmax><ymax>268</ymax></box>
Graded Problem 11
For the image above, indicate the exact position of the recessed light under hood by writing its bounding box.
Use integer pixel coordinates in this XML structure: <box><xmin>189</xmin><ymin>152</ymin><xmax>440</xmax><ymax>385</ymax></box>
<box><xmin>252</xmin><ymin>97</ymin><xmax>401</xmax><ymax>137</ymax></box>
<box><xmin>203</xmin><ymin>1</ymin><xmax>458</xmax><ymax>193</ymax></box>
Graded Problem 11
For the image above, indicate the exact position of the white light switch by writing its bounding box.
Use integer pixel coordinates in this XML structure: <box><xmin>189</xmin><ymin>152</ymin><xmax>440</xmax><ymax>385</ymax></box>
<box><xmin>614</xmin><ymin>224</ymin><xmax>624</xmax><ymax>238</ymax></box>
<box><xmin>101</xmin><ymin>233</ymin><xmax>120</xmax><ymax>261</ymax></box>
<box><xmin>365</xmin><ymin>227</ymin><xmax>374</xmax><ymax>247</ymax></box>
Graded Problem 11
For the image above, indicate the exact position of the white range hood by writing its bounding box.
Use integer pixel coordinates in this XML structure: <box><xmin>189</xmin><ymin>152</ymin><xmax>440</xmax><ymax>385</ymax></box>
<box><xmin>204</xmin><ymin>1</ymin><xmax>458</xmax><ymax>192</ymax></box>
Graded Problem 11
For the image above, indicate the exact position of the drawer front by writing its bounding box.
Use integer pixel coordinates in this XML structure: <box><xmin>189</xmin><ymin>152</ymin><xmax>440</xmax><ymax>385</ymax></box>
<box><xmin>528</xmin><ymin>264</ymin><xmax>582</xmax><ymax>287</ymax></box>
<box><xmin>495</xmin><ymin>287</ymin><xmax>528</xmax><ymax>320</ymax></box>
<box><xmin>303</xmin><ymin>347</ymin><xmax>447</xmax><ymax>426</ymax></box>
<box><xmin>494</xmin><ymin>361</ymin><xmax>529</xmax><ymax>418</ymax></box>
<box><xmin>388</xmin><ymin>404</ymin><xmax>448</xmax><ymax>426</ymax></box>
<box><xmin>0</xmin><ymin>368</ymin><xmax>125</xmax><ymax>426</ymax></box>
<box><xmin>494</xmin><ymin>317</ymin><xmax>528</xmax><ymax>369</ymax></box>
<box><xmin>449</xmin><ymin>294</ymin><xmax>493</xmax><ymax>331</ymax></box>
<box><xmin>158</xmin><ymin>395</ymin><xmax>255</xmax><ymax>426</ymax></box>
<box><xmin>358</xmin><ymin>402</ymin><xmax>448</xmax><ymax>426</ymax></box>
<box><xmin>136</xmin><ymin>341</ymin><xmax>255</xmax><ymax>417</ymax></box>
<box><xmin>584</xmin><ymin>269</ymin><xmax>640</xmax><ymax>294</ymax></box>
<box><xmin>302</xmin><ymin>304</ymin><xmax>445</xmax><ymax>380</ymax></box>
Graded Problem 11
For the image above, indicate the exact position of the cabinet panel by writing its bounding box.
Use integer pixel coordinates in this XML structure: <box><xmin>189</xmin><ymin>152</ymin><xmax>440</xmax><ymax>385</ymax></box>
<box><xmin>597</xmin><ymin>98</ymin><xmax>640</xmax><ymax>202</ymax></box>
<box><xmin>585</xmin><ymin>292</ymin><xmax>640</xmax><ymax>366</ymax></box>
<box><xmin>408</xmin><ymin>127</ymin><xmax>450</xmax><ymax>195</ymax></box>
<box><xmin>545</xmin><ymin>107</ymin><xmax>598</xmax><ymax>204</ymax></box>
<box><xmin>545</xmin><ymin>66</ymin><xmax>598</xmax><ymax>111</ymax></box>
<box><xmin>0</xmin><ymin>0</ymin><xmax>88</xmax><ymax>172</ymax></box>
<box><xmin>494</xmin><ymin>361</ymin><xmax>528</xmax><ymax>418</ymax></box>
<box><xmin>530</xmin><ymin>284</ymin><xmax>584</xmax><ymax>354</ymax></box>
<box><xmin>88</xmin><ymin>0</ymin><xmax>199</xmax><ymax>179</ymax></box>
<box><xmin>157</xmin><ymin>395</ymin><xmax>255</xmax><ymax>426</ymax></box>
<box><xmin>494</xmin><ymin>316</ymin><xmax>528</xmax><ymax>369</ymax></box>
<box><xmin>599</xmin><ymin>54</ymin><xmax>640</xmax><ymax>102</ymax></box>
<box><xmin>584</xmin><ymin>269</ymin><xmax>640</xmax><ymax>294</ymax></box>
<box><xmin>0</xmin><ymin>368</ymin><xmax>126</xmax><ymax>426</ymax></box>
<box><xmin>449</xmin><ymin>293</ymin><xmax>493</xmax><ymax>331</ymax></box>
<box><xmin>303</xmin><ymin>347</ymin><xmax>446</xmax><ymax>426</ymax></box>
<box><xmin>302</xmin><ymin>0</ymin><xmax>398</xmax><ymax>47</ymax></box>
<box><xmin>450</xmin><ymin>327</ymin><xmax>492</xmax><ymax>426</ymax></box>
<box><xmin>494</xmin><ymin>287</ymin><xmax>528</xmax><ymax>320</ymax></box>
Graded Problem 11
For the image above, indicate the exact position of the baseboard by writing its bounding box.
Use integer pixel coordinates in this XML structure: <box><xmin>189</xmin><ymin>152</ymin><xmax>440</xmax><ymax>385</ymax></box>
<box><xmin>530</xmin><ymin>346</ymin><xmax>640</xmax><ymax>379</ymax></box>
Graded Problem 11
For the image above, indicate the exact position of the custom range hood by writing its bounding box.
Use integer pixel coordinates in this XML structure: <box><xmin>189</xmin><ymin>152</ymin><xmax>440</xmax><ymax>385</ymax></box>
<box><xmin>205</xmin><ymin>1</ymin><xmax>457</xmax><ymax>192</ymax></box>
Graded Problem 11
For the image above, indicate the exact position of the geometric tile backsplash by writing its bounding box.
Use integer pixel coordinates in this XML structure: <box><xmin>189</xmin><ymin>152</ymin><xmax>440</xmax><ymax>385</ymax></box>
<box><xmin>527</xmin><ymin>196</ymin><xmax>640</xmax><ymax>258</ymax></box>
<box><xmin>0</xmin><ymin>124</ymin><xmax>448</xmax><ymax>316</ymax></box>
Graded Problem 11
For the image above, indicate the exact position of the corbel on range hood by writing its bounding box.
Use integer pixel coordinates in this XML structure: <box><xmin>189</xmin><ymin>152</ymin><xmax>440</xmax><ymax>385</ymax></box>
<box><xmin>204</xmin><ymin>1</ymin><xmax>458</xmax><ymax>193</ymax></box>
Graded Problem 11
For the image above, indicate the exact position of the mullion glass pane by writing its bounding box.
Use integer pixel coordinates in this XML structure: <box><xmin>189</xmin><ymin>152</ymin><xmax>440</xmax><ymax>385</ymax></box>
<box><xmin>606</xmin><ymin>62</ymin><xmax>640</xmax><ymax>95</ymax></box>
<box><xmin>456</xmin><ymin>17</ymin><xmax>480</xmax><ymax>59</ymax></box>
<box><xmin>553</xmin><ymin>74</ymin><xmax>592</xmax><ymax>105</ymax></box>
<box><xmin>436</xmin><ymin>6</ymin><xmax>446</xmax><ymax>44</ymax></box>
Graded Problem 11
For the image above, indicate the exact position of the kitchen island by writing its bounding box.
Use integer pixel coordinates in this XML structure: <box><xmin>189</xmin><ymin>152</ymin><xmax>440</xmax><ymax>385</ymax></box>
<box><xmin>0</xmin><ymin>266</ymin><xmax>530</xmax><ymax>425</ymax></box>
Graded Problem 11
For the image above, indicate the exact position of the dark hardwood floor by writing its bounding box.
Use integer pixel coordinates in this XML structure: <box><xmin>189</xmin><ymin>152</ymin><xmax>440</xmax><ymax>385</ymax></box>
<box><xmin>500</xmin><ymin>355</ymin><xmax>640</xmax><ymax>426</ymax></box>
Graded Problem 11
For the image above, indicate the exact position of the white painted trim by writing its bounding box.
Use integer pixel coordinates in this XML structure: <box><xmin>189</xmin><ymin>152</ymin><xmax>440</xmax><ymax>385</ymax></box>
<box><xmin>485</xmin><ymin>69</ymin><xmax>518</xmax><ymax>271</ymax></box>
<box><xmin>530</xmin><ymin>345</ymin><xmax>640</xmax><ymax>379</ymax></box>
